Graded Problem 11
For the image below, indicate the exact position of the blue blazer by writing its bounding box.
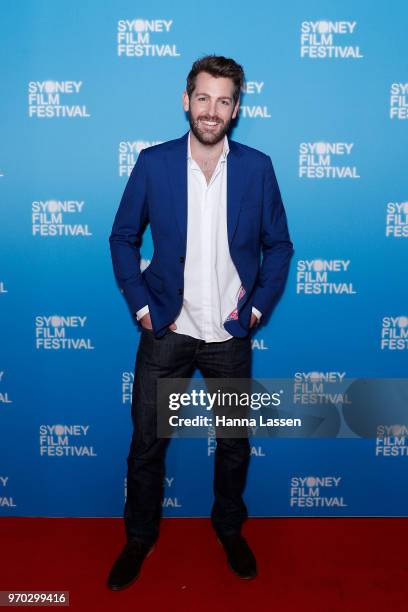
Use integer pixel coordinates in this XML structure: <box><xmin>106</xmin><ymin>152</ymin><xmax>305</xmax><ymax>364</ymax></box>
<box><xmin>109</xmin><ymin>130</ymin><xmax>294</xmax><ymax>337</ymax></box>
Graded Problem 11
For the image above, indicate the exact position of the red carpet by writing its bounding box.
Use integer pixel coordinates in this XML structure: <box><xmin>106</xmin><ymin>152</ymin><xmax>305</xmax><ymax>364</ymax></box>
<box><xmin>0</xmin><ymin>518</ymin><xmax>407</xmax><ymax>611</ymax></box>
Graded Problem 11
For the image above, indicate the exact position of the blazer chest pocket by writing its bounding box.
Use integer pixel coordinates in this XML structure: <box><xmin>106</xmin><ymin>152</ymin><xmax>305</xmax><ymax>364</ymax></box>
<box><xmin>240</xmin><ymin>199</ymin><xmax>262</xmax><ymax>211</ymax></box>
<box><xmin>143</xmin><ymin>267</ymin><xmax>164</xmax><ymax>293</ymax></box>
<box><xmin>239</xmin><ymin>199</ymin><xmax>262</xmax><ymax>237</ymax></box>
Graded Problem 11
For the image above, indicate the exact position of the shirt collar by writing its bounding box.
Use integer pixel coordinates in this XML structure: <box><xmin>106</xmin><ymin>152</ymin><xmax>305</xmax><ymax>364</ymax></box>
<box><xmin>187</xmin><ymin>130</ymin><xmax>229</xmax><ymax>162</ymax></box>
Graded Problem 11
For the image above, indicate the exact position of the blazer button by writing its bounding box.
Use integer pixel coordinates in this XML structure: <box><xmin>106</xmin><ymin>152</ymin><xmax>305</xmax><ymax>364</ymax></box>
<box><xmin>179</xmin><ymin>256</ymin><xmax>185</xmax><ymax>263</ymax></box>
<box><xmin>178</xmin><ymin>288</ymin><xmax>183</xmax><ymax>295</ymax></box>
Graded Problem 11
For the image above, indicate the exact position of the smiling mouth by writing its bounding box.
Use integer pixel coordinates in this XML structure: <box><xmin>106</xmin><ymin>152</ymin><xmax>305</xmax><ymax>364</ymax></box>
<box><xmin>199</xmin><ymin>119</ymin><xmax>221</xmax><ymax>128</ymax></box>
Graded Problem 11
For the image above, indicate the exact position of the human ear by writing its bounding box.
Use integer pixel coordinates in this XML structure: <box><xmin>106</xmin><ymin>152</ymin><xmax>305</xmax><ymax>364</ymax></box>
<box><xmin>182</xmin><ymin>91</ymin><xmax>190</xmax><ymax>112</ymax></box>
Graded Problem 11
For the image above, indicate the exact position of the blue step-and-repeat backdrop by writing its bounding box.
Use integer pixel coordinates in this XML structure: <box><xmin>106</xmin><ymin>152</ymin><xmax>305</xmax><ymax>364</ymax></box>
<box><xmin>1</xmin><ymin>1</ymin><xmax>407</xmax><ymax>518</ymax></box>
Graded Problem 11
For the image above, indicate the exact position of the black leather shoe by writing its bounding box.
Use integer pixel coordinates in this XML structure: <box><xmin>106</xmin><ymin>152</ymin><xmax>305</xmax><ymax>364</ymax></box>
<box><xmin>217</xmin><ymin>534</ymin><xmax>257</xmax><ymax>579</ymax></box>
<box><xmin>107</xmin><ymin>540</ymin><xmax>155</xmax><ymax>590</ymax></box>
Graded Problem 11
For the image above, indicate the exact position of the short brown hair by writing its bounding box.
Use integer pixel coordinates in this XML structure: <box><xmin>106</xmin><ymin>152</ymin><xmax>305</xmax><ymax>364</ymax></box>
<box><xmin>186</xmin><ymin>55</ymin><xmax>245</xmax><ymax>105</ymax></box>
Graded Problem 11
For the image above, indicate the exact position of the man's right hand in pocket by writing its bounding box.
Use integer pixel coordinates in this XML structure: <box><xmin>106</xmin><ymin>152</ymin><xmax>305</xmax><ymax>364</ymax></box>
<box><xmin>140</xmin><ymin>313</ymin><xmax>153</xmax><ymax>330</ymax></box>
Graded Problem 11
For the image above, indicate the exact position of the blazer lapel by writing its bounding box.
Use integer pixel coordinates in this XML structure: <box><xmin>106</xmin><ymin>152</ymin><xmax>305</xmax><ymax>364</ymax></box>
<box><xmin>226</xmin><ymin>139</ymin><xmax>245</xmax><ymax>247</ymax></box>
<box><xmin>166</xmin><ymin>131</ymin><xmax>189</xmax><ymax>250</ymax></box>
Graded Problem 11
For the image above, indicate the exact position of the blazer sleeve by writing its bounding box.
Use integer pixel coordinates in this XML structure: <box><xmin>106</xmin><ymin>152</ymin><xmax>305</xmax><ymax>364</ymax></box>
<box><xmin>109</xmin><ymin>149</ymin><xmax>150</xmax><ymax>315</ymax></box>
<box><xmin>252</xmin><ymin>155</ymin><xmax>294</xmax><ymax>321</ymax></box>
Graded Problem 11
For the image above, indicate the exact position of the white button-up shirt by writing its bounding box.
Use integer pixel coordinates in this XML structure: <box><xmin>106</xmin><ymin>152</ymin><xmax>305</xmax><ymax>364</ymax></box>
<box><xmin>137</xmin><ymin>131</ymin><xmax>261</xmax><ymax>341</ymax></box>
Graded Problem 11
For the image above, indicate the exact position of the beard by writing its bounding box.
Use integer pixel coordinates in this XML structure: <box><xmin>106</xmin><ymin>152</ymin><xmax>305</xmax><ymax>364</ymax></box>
<box><xmin>188</xmin><ymin>109</ymin><xmax>232</xmax><ymax>146</ymax></box>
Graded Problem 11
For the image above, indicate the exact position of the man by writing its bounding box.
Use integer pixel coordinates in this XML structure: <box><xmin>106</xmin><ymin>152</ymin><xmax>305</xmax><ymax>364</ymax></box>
<box><xmin>107</xmin><ymin>55</ymin><xmax>294</xmax><ymax>590</ymax></box>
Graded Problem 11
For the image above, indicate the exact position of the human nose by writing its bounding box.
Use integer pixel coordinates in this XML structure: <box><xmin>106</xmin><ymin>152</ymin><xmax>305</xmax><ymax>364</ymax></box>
<box><xmin>208</xmin><ymin>99</ymin><xmax>217</xmax><ymax>117</ymax></box>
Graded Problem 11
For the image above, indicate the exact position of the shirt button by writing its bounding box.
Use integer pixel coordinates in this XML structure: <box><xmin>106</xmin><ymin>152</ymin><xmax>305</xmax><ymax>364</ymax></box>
<box><xmin>178</xmin><ymin>288</ymin><xmax>183</xmax><ymax>295</ymax></box>
<box><xmin>179</xmin><ymin>256</ymin><xmax>185</xmax><ymax>263</ymax></box>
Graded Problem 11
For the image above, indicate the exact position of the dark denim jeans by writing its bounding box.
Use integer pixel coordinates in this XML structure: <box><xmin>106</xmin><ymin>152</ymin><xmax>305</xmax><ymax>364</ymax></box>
<box><xmin>124</xmin><ymin>327</ymin><xmax>252</xmax><ymax>546</ymax></box>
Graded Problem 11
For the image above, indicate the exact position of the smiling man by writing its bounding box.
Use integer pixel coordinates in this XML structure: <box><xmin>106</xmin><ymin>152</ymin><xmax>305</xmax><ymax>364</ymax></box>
<box><xmin>108</xmin><ymin>55</ymin><xmax>294</xmax><ymax>589</ymax></box>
